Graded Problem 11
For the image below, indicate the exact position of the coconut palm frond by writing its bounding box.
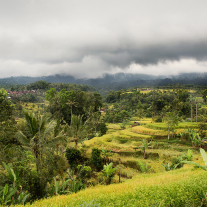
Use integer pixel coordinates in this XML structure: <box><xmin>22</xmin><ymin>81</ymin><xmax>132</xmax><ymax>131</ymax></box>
<box><xmin>38</xmin><ymin>114</ymin><xmax>49</xmax><ymax>132</ymax></box>
<box><xmin>16</xmin><ymin>131</ymin><xmax>30</xmax><ymax>146</ymax></box>
<box><xmin>24</xmin><ymin>112</ymin><xmax>38</xmax><ymax>137</ymax></box>
<box><xmin>47</xmin><ymin>136</ymin><xmax>67</xmax><ymax>148</ymax></box>
<box><xmin>44</xmin><ymin>120</ymin><xmax>57</xmax><ymax>138</ymax></box>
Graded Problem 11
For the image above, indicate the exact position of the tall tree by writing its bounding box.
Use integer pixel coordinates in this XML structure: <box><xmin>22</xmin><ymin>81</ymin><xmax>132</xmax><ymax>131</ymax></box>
<box><xmin>16</xmin><ymin>112</ymin><xmax>67</xmax><ymax>173</ymax></box>
<box><xmin>67</xmin><ymin>115</ymin><xmax>90</xmax><ymax>148</ymax></box>
<box><xmin>66</xmin><ymin>99</ymin><xmax>77</xmax><ymax>126</ymax></box>
<box><xmin>163</xmin><ymin>112</ymin><xmax>179</xmax><ymax>140</ymax></box>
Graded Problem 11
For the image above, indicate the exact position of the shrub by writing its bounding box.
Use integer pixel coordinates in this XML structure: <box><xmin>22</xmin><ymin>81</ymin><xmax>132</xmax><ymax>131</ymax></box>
<box><xmin>91</xmin><ymin>148</ymin><xmax>103</xmax><ymax>171</ymax></box>
<box><xmin>97</xmin><ymin>123</ymin><xmax>108</xmax><ymax>136</ymax></box>
<box><xmin>65</xmin><ymin>148</ymin><xmax>82</xmax><ymax>169</ymax></box>
<box><xmin>182</xmin><ymin>149</ymin><xmax>193</xmax><ymax>161</ymax></box>
<box><xmin>27</xmin><ymin>170</ymin><xmax>47</xmax><ymax>201</ymax></box>
<box><xmin>154</xmin><ymin>116</ymin><xmax>162</xmax><ymax>122</ymax></box>
<box><xmin>170</xmin><ymin>156</ymin><xmax>184</xmax><ymax>170</ymax></box>
<box><xmin>77</xmin><ymin>165</ymin><xmax>92</xmax><ymax>181</ymax></box>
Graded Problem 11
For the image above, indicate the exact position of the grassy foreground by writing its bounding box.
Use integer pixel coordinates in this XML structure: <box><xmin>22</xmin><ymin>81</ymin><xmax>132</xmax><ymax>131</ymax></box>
<box><xmin>16</xmin><ymin>167</ymin><xmax>207</xmax><ymax>207</ymax></box>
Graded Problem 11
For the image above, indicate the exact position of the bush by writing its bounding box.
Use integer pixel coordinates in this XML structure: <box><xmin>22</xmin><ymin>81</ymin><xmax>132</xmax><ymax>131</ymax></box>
<box><xmin>91</xmin><ymin>148</ymin><xmax>103</xmax><ymax>171</ymax></box>
<box><xmin>152</xmin><ymin>116</ymin><xmax>162</xmax><ymax>122</ymax></box>
<box><xmin>97</xmin><ymin>123</ymin><xmax>108</xmax><ymax>136</ymax></box>
<box><xmin>170</xmin><ymin>156</ymin><xmax>184</xmax><ymax>170</ymax></box>
<box><xmin>65</xmin><ymin>148</ymin><xmax>82</xmax><ymax>169</ymax></box>
<box><xmin>77</xmin><ymin>165</ymin><xmax>92</xmax><ymax>181</ymax></box>
<box><xmin>27</xmin><ymin>171</ymin><xmax>47</xmax><ymax>201</ymax></box>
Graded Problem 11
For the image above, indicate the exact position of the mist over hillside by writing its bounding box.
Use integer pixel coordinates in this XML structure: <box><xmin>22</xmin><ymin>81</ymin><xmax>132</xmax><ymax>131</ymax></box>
<box><xmin>1</xmin><ymin>72</ymin><xmax>207</xmax><ymax>90</ymax></box>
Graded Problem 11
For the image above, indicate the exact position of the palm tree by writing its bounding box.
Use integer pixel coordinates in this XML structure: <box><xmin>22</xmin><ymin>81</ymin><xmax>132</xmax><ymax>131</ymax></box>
<box><xmin>67</xmin><ymin>115</ymin><xmax>89</xmax><ymax>148</ymax></box>
<box><xmin>53</xmin><ymin>119</ymin><xmax>68</xmax><ymax>154</ymax></box>
<box><xmin>16</xmin><ymin>112</ymin><xmax>67</xmax><ymax>173</ymax></box>
<box><xmin>66</xmin><ymin>100</ymin><xmax>77</xmax><ymax>126</ymax></box>
<box><xmin>90</xmin><ymin>112</ymin><xmax>101</xmax><ymax>134</ymax></box>
<box><xmin>163</xmin><ymin>112</ymin><xmax>179</xmax><ymax>140</ymax></box>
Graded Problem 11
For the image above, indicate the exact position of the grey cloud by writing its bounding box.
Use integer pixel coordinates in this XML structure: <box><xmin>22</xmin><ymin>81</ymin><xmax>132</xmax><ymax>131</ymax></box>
<box><xmin>0</xmin><ymin>0</ymin><xmax>207</xmax><ymax>78</ymax></box>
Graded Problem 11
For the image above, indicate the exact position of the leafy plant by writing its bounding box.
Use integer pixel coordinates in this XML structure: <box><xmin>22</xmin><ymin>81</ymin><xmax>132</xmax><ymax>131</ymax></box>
<box><xmin>91</xmin><ymin>148</ymin><xmax>103</xmax><ymax>171</ymax></box>
<box><xmin>182</xmin><ymin>148</ymin><xmax>207</xmax><ymax>171</ymax></box>
<box><xmin>185</xmin><ymin>149</ymin><xmax>193</xmax><ymax>161</ymax></box>
<box><xmin>2</xmin><ymin>162</ymin><xmax>20</xmax><ymax>188</ymax></box>
<box><xmin>161</xmin><ymin>163</ymin><xmax>171</xmax><ymax>171</ymax></box>
<box><xmin>139</xmin><ymin>139</ymin><xmax>152</xmax><ymax>159</ymax></box>
<box><xmin>0</xmin><ymin>184</ymin><xmax>17</xmax><ymax>206</ymax></box>
<box><xmin>52</xmin><ymin>178</ymin><xmax>71</xmax><ymax>195</ymax></box>
<box><xmin>181</xmin><ymin>148</ymin><xmax>207</xmax><ymax>205</ymax></box>
<box><xmin>162</xmin><ymin>153</ymin><xmax>190</xmax><ymax>171</ymax></box>
<box><xmin>170</xmin><ymin>156</ymin><xmax>184</xmax><ymax>170</ymax></box>
<box><xmin>15</xmin><ymin>191</ymin><xmax>30</xmax><ymax>205</ymax></box>
<box><xmin>65</xmin><ymin>148</ymin><xmax>82</xmax><ymax>169</ymax></box>
<box><xmin>97</xmin><ymin>123</ymin><xmax>108</xmax><ymax>136</ymax></box>
<box><xmin>1</xmin><ymin>162</ymin><xmax>31</xmax><ymax>205</ymax></box>
<box><xmin>102</xmin><ymin>162</ymin><xmax>117</xmax><ymax>185</ymax></box>
<box><xmin>137</xmin><ymin>160</ymin><xmax>149</xmax><ymax>173</ymax></box>
<box><xmin>77</xmin><ymin>164</ymin><xmax>92</xmax><ymax>181</ymax></box>
<box><xmin>101</xmin><ymin>148</ymin><xmax>112</xmax><ymax>164</ymax></box>
<box><xmin>68</xmin><ymin>180</ymin><xmax>85</xmax><ymax>193</ymax></box>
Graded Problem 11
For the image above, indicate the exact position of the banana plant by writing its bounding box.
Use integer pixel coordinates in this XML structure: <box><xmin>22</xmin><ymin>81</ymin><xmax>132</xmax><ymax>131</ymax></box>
<box><xmin>16</xmin><ymin>192</ymin><xmax>30</xmax><ymax>205</ymax></box>
<box><xmin>101</xmin><ymin>148</ymin><xmax>112</xmax><ymax>164</ymax></box>
<box><xmin>186</xmin><ymin>149</ymin><xmax>193</xmax><ymax>161</ymax></box>
<box><xmin>2</xmin><ymin>162</ymin><xmax>20</xmax><ymax>188</ymax></box>
<box><xmin>138</xmin><ymin>160</ymin><xmax>149</xmax><ymax>173</ymax></box>
<box><xmin>0</xmin><ymin>184</ymin><xmax>17</xmax><ymax>206</ymax></box>
<box><xmin>181</xmin><ymin>148</ymin><xmax>207</xmax><ymax>171</ymax></box>
<box><xmin>139</xmin><ymin>139</ymin><xmax>152</xmax><ymax>159</ymax></box>
<box><xmin>53</xmin><ymin>178</ymin><xmax>71</xmax><ymax>195</ymax></box>
<box><xmin>182</xmin><ymin>148</ymin><xmax>207</xmax><ymax>206</ymax></box>
<box><xmin>1</xmin><ymin>163</ymin><xmax>30</xmax><ymax>205</ymax></box>
<box><xmin>161</xmin><ymin>163</ymin><xmax>171</xmax><ymax>171</ymax></box>
<box><xmin>102</xmin><ymin>162</ymin><xmax>117</xmax><ymax>184</ymax></box>
<box><xmin>68</xmin><ymin>180</ymin><xmax>85</xmax><ymax>193</ymax></box>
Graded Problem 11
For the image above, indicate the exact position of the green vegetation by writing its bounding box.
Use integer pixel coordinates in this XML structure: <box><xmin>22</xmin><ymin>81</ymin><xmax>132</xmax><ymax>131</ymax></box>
<box><xmin>1</xmin><ymin>81</ymin><xmax>207</xmax><ymax>206</ymax></box>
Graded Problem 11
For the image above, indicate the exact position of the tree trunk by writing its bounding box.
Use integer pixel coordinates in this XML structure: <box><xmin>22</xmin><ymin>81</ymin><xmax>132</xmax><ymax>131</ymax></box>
<box><xmin>95</xmin><ymin>124</ymin><xmax>97</xmax><ymax>134</ymax></box>
<box><xmin>181</xmin><ymin>136</ymin><xmax>184</xmax><ymax>142</ymax></box>
<box><xmin>119</xmin><ymin>158</ymin><xmax>121</xmax><ymax>183</ymax></box>
<box><xmin>168</xmin><ymin>124</ymin><xmax>170</xmax><ymax>140</ymax></box>
<box><xmin>75</xmin><ymin>138</ymin><xmax>78</xmax><ymax>149</ymax></box>
<box><xmin>143</xmin><ymin>150</ymin><xmax>146</xmax><ymax>159</ymax></box>
<box><xmin>70</xmin><ymin>106</ymin><xmax>73</xmax><ymax>126</ymax></box>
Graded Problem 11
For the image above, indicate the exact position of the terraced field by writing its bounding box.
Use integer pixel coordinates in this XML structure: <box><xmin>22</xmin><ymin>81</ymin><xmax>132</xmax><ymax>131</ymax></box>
<box><xmin>85</xmin><ymin>118</ymin><xmax>199</xmax><ymax>173</ymax></box>
<box><xmin>16</xmin><ymin>117</ymin><xmax>206</xmax><ymax>207</ymax></box>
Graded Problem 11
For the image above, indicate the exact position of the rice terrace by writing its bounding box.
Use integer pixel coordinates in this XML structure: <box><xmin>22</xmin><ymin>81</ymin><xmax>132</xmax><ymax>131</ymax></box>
<box><xmin>1</xmin><ymin>80</ymin><xmax>207</xmax><ymax>207</ymax></box>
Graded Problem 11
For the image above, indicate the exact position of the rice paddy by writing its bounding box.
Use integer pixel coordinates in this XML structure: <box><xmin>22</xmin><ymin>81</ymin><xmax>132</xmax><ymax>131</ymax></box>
<box><xmin>16</xmin><ymin>117</ymin><xmax>206</xmax><ymax>206</ymax></box>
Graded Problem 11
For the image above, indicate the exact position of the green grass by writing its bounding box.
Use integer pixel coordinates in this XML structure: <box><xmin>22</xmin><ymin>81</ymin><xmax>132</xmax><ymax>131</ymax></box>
<box><xmin>19</xmin><ymin>168</ymin><xmax>207</xmax><ymax>207</ymax></box>
<box><xmin>146</xmin><ymin>122</ymin><xmax>199</xmax><ymax>131</ymax></box>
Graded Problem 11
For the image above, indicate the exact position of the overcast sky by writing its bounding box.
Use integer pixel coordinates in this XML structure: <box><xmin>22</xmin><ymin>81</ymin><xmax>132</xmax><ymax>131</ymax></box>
<box><xmin>0</xmin><ymin>0</ymin><xmax>207</xmax><ymax>79</ymax></box>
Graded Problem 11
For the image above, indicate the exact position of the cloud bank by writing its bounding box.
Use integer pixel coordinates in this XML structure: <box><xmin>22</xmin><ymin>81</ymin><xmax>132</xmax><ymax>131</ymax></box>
<box><xmin>0</xmin><ymin>0</ymin><xmax>207</xmax><ymax>78</ymax></box>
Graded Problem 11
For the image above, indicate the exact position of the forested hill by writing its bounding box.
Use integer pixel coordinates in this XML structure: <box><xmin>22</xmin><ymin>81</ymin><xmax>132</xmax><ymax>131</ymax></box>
<box><xmin>1</xmin><ymin>72</ymin><xmax>207</xmax><ymax>91</ymax></box>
